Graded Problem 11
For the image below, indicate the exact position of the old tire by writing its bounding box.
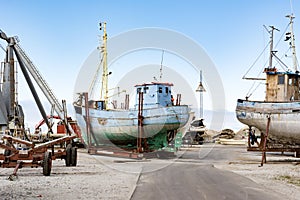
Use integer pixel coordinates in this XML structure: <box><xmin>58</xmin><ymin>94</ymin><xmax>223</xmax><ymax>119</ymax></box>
<box><xmin>71</xmin><ymin>147</ymin><xmax>77</xmax><ymax>166</ymax></box>
<box><xmin>43</xmin><ymin>151</ymin><xmax>52</xmax><ymax>176</ymax></box>
<box><xmin>65</xmin><ymin>144</ymin><xmax>72</xmax><ymax>167</ymax></box>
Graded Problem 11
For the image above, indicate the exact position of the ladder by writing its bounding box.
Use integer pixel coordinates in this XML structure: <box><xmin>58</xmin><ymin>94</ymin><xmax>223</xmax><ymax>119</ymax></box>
<box><xmin>13</xmin><ymin>43</ymin><xmax>75</xmax><ymax>135</ymax></box>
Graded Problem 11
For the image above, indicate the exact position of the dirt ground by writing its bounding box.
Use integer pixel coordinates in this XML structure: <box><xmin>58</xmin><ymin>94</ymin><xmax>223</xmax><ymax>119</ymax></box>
<box><xmin>0</xmin><ymin>146</ymin><xmax>300</xmax><ymax>200</ymax></box>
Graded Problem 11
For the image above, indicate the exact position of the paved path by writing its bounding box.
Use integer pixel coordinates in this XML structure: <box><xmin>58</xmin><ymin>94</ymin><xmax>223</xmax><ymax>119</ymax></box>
<box><xmin>131</xmin><ymin>145</ymin><xmax>284</xmax><ymax>200</ymax></box>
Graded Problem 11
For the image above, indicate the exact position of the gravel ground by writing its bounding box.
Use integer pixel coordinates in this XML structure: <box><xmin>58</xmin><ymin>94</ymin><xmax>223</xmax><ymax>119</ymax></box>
<box><xmin>1</xmin><ymin>146</ymin><xmax>300</xmax><ymax>200</ymax></box>
<box><xmin>0</xmin><ymin>149</ymin><xmax>140</xmax><ymax>200</ymax></box>
<box><xmin>214</xmin><ymin>150</ymin><xmax>300</xmax><ymax>200</ymax></box>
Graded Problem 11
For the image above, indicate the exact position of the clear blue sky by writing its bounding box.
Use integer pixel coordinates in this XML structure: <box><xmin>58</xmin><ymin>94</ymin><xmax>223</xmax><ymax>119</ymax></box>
<box><xmin>0</xmin><ymin>0</ymin><xmax>299</xmax><ymax>130</ymax></box>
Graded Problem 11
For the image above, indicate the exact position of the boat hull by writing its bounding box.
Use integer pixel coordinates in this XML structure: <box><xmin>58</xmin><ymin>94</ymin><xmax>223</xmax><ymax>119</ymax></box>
<box><xmin>236</xmin><ymin>99</ymin><xmax>300</xmax><ymax>145</ymax></box>
<box><xmin>74</xmin><ymin>105</ymin><xmax>190</xmax><ymax>150</ymax></box>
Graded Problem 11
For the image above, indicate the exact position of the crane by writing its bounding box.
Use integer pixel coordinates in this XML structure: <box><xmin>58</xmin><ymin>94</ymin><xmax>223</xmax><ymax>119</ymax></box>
<box><xmin>0</xmin><ymin>29</ymin><xmax>75</xmax><ymax>136</ymax></box>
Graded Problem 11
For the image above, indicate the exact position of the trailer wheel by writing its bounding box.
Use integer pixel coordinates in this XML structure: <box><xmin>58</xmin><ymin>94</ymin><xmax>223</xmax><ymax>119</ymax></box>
<box><xmin>43</xmin><ymin>151</ymin><xmax>52</xmax><ymax>176</ymax></box>
<box><xmin>71</xmin><ymin>147</ymin><xmax>77</xmax><ymax>166</ymax></box>
<box><xmin>65</xmin><ymin>144</ymin><xmax>72</xmax><ymax>167</ymax></box>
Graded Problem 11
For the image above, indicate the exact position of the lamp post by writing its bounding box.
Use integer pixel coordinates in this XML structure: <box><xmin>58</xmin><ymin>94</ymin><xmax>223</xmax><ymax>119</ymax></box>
<box><xmin>196</xmin><ymin>70</ymin><xmax>206</xmax><ymax>118</ymax></box>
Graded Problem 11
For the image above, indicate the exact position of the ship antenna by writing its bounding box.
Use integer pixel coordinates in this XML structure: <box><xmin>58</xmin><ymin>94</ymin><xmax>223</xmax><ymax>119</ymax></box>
<box><xmin>99</xmin><ymin>22</ymin><xmax>109</xmax><ymax>109</ymax></box>
<box><xmin>286</xmin><ymin>14</ymin><xmax>298</xmax><ymax>72</ymax></box>
<box><xmin>159</xmin><ymin>50</ymin><xmax>164</xmax><ymax>81</ymax></box>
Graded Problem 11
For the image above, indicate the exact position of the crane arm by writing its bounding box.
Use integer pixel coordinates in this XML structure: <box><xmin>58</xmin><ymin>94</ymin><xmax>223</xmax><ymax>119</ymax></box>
<box><xmin>0</xmin><ymin>30</ymin><xmax>75</xmax><ymax>136</ymax></box>
<box><xmin>13</xmin><ymin>39</ymin><xmax>75</xmax><ymax>135</ymax></box>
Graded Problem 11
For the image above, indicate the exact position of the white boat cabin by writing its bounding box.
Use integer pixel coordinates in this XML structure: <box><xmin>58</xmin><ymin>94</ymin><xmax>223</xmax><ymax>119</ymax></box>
<box><xmin>134</xmin><ymin>82</ymin><xmax>174</xmax><ymax>109</ymax></box>
<box><xmin>264</xmin><ymin>67</ymin><xmax>300</xmax><ymax>102</ymax></box>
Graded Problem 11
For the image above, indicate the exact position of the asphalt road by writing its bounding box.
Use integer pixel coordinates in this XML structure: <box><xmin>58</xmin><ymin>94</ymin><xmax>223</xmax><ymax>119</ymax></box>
<box><xmin>131</xmin><ymin>145</ymin><xmax>283</xmax><ymax>200</ymax></box>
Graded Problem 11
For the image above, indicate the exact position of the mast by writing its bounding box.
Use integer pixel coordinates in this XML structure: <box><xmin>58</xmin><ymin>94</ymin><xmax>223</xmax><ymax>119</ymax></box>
<box><xmin>268</xmin><ymin>26</ymin><xmax>279</xmax><ymax>68</ymax></box>
<box><xmin>99</xmin><ymin>22</ymin><xmax>108</xmax><ymax>108</ymax></box>
<box><xmin>264</xmin><ymin>26</ymin><xmax>279</xmax><ymax>101</ymax></box>
<box><xmin>286</xmin><ymin>14</ymin><xmax>298</xmax><ymax>72</ymax></box>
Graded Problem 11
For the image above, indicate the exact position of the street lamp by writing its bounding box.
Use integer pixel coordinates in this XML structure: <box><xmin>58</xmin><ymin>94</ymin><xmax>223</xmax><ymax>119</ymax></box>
<box><xmin>196</xmin><ymin>70</ymin><xmax>206</xmax><ymax>118</ymax></box>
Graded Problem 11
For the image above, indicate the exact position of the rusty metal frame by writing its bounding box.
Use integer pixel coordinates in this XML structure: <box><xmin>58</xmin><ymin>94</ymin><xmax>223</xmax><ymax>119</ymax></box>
<box><xmin>137</xmin><ymin>92</ymin><xmax>144</xmax><ymax>153</ymax></box>
<box><xmin>0</xmin><ymin>134</ymin><xmax>76</xmax><ymax>175</ymax></box>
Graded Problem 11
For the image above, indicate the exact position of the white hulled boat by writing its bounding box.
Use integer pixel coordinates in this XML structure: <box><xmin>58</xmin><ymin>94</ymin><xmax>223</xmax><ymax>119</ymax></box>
<box><xmin>236</xmin><ymin>14</ymin><xmax>300</xmax><ymax>146</ymax></box>
<box><xmin>74</xmin><ymin>22</ymin><xmax>190</xmax><ymax>151</ymax></box>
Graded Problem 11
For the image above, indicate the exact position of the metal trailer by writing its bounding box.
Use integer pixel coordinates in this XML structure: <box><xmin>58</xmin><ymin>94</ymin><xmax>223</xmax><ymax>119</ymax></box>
<box><xmin>0</xmin><ymin>134</ymin><xmax>77</xmax><ymax>177</ymax></box>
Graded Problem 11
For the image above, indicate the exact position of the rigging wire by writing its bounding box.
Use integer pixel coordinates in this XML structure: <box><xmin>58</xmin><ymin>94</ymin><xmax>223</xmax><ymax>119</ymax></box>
<box><xmin>246</xmin><ymin>53</ymin><xmax>268</xmax><ymax>98</ymax></box>
<box><xmin>246</xmin><ymin>57</ymin><xmax>266</xmax><ymax>98</ymax></box>
<box><xmin>274</xmin><ymin>23</ymin><xmax>289</xmax><ymax>49</ymax></box>
<box><xmin>272</xmin><ymin>23</ymin><xmax>295</xmax><ymax>71</ymax></box>
<box><xmin>88</xmin><ymin>56</ymin><xmax>104</xmax><ymax>99</ymax></box>
<box><xmin>246</xmin><ymin>64</ymin><xmax>266</xmax><ymax>98</ymax></box>
<box><xmin>272</xmin><ymin>23</ymin><xmax>289</xmax><ymax>70</ymax></box>
<box><xmin>242</xmin><ymin>41</ymin><xmax>270</xmax><ymax>79</ymax></box>
<box><xmin>244</xmin><ymin>21</ymin><xmax>292</xmax><ymax>98</ymax></box>
<box><xmin>246</xmin><ymin>81</ymin><xmax>258</xmax><ymax>98</ymax></box>
<box><xmin>276</xmin><ymin>47</ymin><xmax>292</xmax><ymax>71</ymax></box>
<box><xmin>272</xmin><ymin>52</ymin><xmax>290</xmax><ymax>70</ymax></box>
<box><xmin>0</xmin><ymin>44</ymin><xmax>5</xmax><ymax>52</ymax></box>
<box><xmin>247</xmin><ymin>82</ymin><xmax>265</xmax><ymax>99</ymax></box>
<box><xmin>244</xmin><ymin>23</ymin><xmax>289</xmax><ymax>79</ymax></box>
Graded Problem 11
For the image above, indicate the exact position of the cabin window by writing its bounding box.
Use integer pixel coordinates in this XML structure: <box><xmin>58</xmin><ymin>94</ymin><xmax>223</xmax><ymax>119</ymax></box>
<box><xmin>143</xmin><ymin>86</ymin><xmax>149</xmax><ymax>94</ymax></box>
<box><xmin>278</xmin><ymin>75</ymin><xmax>284</xmax><ymax>85</ymax></box>
<box><xmin>158</xmin><ymin>87</ymin><xmax>162</xmax><ymax>93</ymax></box>
<box><xmin>165</xmin><ymin>87</ymin><xmax>169</xmax><ymax>94</ymax></box>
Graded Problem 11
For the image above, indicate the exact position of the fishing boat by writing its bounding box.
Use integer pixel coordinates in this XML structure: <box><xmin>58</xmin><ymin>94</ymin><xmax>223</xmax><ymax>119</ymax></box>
<box><xmin>236</xmin><ymin>14</ymin><xmax>300</xmax><ymax>146</ymax></box>
<box><xmin>73</xmin><ymin>22</ymin><xmax>190</xmax><ymax>151</ymax></box>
